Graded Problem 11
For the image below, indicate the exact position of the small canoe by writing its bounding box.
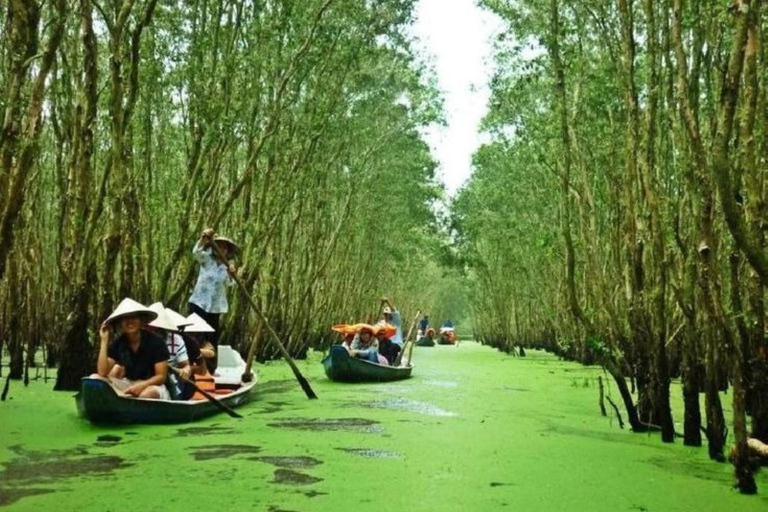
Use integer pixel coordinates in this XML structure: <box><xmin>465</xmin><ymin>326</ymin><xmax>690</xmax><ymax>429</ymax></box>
<box><xmin>322</xmin><ymin>346</ymin><xmax>412</xmax><ymax>382</ymax></box>
<box><xmin>416</xmin><ymin>336</ymin><xmax>435</xmax><ymax>347</ymax></box>
<box><xmin>76</xmin><ymin>346</ymin><xmax>256</xmax><ymax>424</ymax></box>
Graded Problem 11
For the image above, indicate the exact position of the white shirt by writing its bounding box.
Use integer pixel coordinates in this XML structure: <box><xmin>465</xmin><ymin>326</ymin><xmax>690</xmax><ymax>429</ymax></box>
<box><xmin>189</xmin><ymin>242</ymin><xmax>234</xmax><ymax>313</ymax></box>
<box><xmin>166</xmin><ymin>333</ymin><xmax>189</xmax><ymax>367</ymax></box>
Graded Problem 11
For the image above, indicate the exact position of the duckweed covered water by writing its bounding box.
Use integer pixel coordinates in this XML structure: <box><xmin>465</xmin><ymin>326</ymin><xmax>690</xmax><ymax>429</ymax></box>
<box><xmin>0</xmin><ymin>341</ymin><xmax>766</xmax><ymax>511</ymax></box>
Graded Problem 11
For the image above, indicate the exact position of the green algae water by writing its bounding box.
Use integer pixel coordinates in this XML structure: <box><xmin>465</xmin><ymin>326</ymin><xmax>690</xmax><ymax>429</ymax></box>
<box><xmin>1</xmin><ymin>341</ymin><xmax>766</xmax><ymax>511</ymax></box>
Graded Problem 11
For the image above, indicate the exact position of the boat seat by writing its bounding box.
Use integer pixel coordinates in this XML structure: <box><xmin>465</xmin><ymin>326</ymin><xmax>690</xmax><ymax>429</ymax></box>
<box><xmin>215</xmin><ymin>345</ymin><xmax>247</xmax><ymax>386</ymax></box>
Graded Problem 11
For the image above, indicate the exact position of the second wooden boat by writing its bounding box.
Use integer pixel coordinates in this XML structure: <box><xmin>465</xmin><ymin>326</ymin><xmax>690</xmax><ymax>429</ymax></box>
<box><xmin>322</xmin><ymin>346</ymin><xmax>412</xmax><ymax>382</ymax></box>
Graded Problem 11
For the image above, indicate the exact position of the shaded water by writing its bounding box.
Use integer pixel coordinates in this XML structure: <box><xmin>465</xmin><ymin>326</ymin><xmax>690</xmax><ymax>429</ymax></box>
<box><xmin>0</xmin><ymin>342</ymin><xmax>766</xmax><ymax>511</ymax></box>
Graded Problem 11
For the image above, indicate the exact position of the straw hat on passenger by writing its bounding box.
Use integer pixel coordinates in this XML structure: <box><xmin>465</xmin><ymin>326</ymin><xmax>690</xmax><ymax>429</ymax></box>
<box><xmin>374</xmin><ymin>323</ymin><xmax>397</xmax><ymax>339</ymax></box>
<box><xmin>356</xmin><ymin>323</ymin><xmax>375</xmax><ymax>334</ymax></box>
<box><xmin>185</xmin><ymin>313</ymin><xmax>216</xmax><ymax>333</ymax></box>
<box><xmin>147</xmin><ymin>302</ymin><xmax>179</xmax><ymax>332</ymax></box>
<box><xmin>332</xmin><ymin>324</ymin><xmax>361</xmax><ymax>335</ymax></box>
<box><xmin>166</xmin><ymin>307</ymin><xmax>193</xmax><ymax>329</ymax></box>
<box><xmin>105</xmin><ymin>298</ymin><xmax>157</xmax><ymax>326</ymax></box>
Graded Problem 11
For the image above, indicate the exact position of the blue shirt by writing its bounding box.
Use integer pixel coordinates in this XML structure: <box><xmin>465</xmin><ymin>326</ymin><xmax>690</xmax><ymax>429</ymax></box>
<box><xmin>390</xmin><ymin>310</ymin><xmax>403</xmax><ymax>346</ymax></box>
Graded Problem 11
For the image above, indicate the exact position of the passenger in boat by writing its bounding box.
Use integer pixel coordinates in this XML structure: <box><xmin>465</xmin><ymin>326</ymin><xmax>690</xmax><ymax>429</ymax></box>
<box><xmin>183</xmin><ymin>313</ymin><xmax>217</xmax><ymax>375</ymax></box>
<box><xmin>145</xmin><ymin>303</ymin><xmax>194</xmax><ymax>400</ymax></box>
<box><xmin>188</xmin><ymin>228</ymin><xmax>239</xmax><ymax>374</ymax></box>
<box><xmin>380</xmin><ymin>298</ymin><xmax>403</xmax><ymax>347</ymax></box>
<box><xmin>181</xmin><ymin>313</ymin><xmax>218</xmax><ymax>400</ymax></box>
<box><xmin>332</xmin><ymin>324</ymin><xmax>357</xmax><ymax>350</ymax></box>
<box><xmin>375</xmin><ymin>324</ymin><xmax>401</xmax><ymax>366</ymax></box>
<box><xmin>349</xmin><ymin>324</ymin><xmax>380</xmax><ymax>363</ymax></box>
<box><xmin>95</xmin><ymin>298</ymin><xmax>170</xmax><ymax>399</ymax></box>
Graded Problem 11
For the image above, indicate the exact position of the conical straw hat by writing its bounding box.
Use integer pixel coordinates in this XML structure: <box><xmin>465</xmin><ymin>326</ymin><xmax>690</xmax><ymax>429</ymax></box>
<box><xmin>213</xmin><ymin>236</ymin><xmax>239</xmax><ymax>255</ymax></box>
<box><xmin>105</xmin><ymin>298</ymin><xmax>157</xmax><ymax>325</ymax></box>
<box><xmin>356</xmin><ymin>323</ymin><xmax>375</xmax><ymax>334</ymax></box>
<box><xmin>374</xmin><ymin>323</ymin><xmax>397</xmax><ymax>339</ymax></box>
<box><xmin>166</xmin><ymin>307</ymin><xmax>193</xmax><ymax>329</ymax></box>
<box><xmin>184</xmin><ymin>313</ymin><xmax>216</xmax><ymax>333</ymax></box>
<box><xmin>147</xmin><ymin>302</ymin><xmax>179</xmax><ymax>332</ymax></box>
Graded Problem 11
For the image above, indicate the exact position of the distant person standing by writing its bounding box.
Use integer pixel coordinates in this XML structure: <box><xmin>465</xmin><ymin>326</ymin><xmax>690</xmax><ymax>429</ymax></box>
<box><xmin>380</xmin><ymin>298</ymin><xmax>403</xmax><ymax>347</ymax></box>
<box><xmin>188</xmin><ymin>227</ymin><xmax>238</xmax><ymax>373</ymax></box>
<box><xmin>419</xmin><ymin>315</ymin><xmax>429</xmax><ymax>335</ymax></box>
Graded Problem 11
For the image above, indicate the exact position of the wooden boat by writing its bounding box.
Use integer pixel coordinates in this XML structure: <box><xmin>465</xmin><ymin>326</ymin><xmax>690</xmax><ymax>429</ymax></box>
<box><xmin>416</xmin><ymin>336</ymin><xmax>435</xmax><ymax>347</ymax></box>
<box><xmin>76</xmin><ymin>346</ymin><xmax>256</xmax><ymax>424</ymax></box>
<box><xmin>322</xmin><ymin>345</ymin><xmax>412</xmax><ymax>382</ymax></box>
<box><xmin>438</xmin><ymin>331</ymin><xmax>457</xmax><ymax>345</ymax></box>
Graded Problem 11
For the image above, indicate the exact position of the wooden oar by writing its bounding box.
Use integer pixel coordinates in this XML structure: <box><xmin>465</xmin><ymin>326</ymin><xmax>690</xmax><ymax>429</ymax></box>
<box><xmin>169</xmin><ymin>366</ymin><xmax>243</xmax><ymax>419</ymax></box>
<box><xmin>209</xmin><ymin>239</ymin><xmax>318</xmax><ymax>399</ymax></box>
<box><xmin>395</xmin><ymin>309</ymin><xmax>421</xmax><ymax>367</ymax></box>
<box><xmin>404</xmin><ymin>309</ymin><xmax>423</xmax><ymax>366</ymax></box>
<box><xmin>242</xmin><ymin>319</ymin><xmax>263</xmax><ymax>383</ymax></box>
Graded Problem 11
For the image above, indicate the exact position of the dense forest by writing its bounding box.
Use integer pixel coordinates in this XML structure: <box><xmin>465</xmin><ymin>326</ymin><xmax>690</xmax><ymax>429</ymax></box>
<box><xmin>0</xmin><ymin>0</ymin><xmax>467</xmax><ymax>391</ymax></box>
<box><xmin>455</xmin><ymin>0</ymin><xmax>768</xmax><ymax>494</ymax></box>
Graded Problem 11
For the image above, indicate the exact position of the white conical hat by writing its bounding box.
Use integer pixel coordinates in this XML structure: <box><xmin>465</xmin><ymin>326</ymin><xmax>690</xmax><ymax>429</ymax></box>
<box><xmin>166</xmin><ymin>307</ymin><xmax>193</xmax><ymax>329</ymax></box>
<box><xmin>184</xmin><ymin>313</ymin><xmax>215</xmax><ymax>333</ymax></box>
<box><xmin>147</xmin><ymin>303</ymin><xmax>179</xmax><ymax>332</ymax></box>
<box><xmin>105</xmin><ymin>298</ymin><xmax>157</xmax><ymax>325</ymax></box>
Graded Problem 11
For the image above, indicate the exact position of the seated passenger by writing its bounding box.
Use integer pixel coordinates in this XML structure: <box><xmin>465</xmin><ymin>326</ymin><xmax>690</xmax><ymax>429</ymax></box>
<box><xmin>182</xmin><ymin>313</ymin><xmax>218</xmax><ymax>400</ymax></box>
<box><xmin>375</xmin><ymin>324</ymin><xmax>401</xmax><ymax>365</ymax></box>
<box><xmin>332</xmin><ymin>324</ymin><xmax>357</xmax><ymax>351</ymax></box>
<box><xmin>95</xmin><ymin>298</ymin><xmax>170</xmax><ymax>399</ymax></box>
<box><xmin>183</xmin><ymin>313</ymin><xmax>217</xmax><ymax>375</ymax></box>
<box><xmin>349</xmin><ymin>324</ymin><xmax>380</xmax><ymax>363</ymax></box>
<box><xmin>146</xmin><ymin>303</ymin><xmax>193</xmax><ymax>399</ymax></box>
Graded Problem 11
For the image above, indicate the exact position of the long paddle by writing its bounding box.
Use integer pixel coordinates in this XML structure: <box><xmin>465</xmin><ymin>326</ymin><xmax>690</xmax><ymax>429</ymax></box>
<box><xmin>209</xmin><ymin>238</ymin><xmax>318</xmax><ymax>399</ymax></box>
<box><xmin>395</xmin><ymin>309</ymin><xmax>421</xmax><ymax>367</ymax></box>
<box><xmin>169</xmin><ymin>366</ymin><xmax>243</xmax><ymax>419</ymax></box>
<box><xmin>242</xmin><ymin>319</ymin><xmax>263</xmax><ymax>383</ymax></box>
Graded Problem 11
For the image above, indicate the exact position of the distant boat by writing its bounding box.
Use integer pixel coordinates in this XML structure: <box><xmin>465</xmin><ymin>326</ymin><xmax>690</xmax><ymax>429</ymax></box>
<box><xmin>321</xmin><ymin>345</ymin><xmax>412</xmax><ymax>382</ymax></box>
<box><xmin>416</xmin><ymin>336</ymin><xmax>436</xmax><ymax>347</ymax></box>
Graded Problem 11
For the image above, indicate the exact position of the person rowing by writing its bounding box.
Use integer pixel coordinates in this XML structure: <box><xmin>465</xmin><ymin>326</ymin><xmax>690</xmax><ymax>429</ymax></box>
<box><xmin>188</xmin><ymin>227</ymin><xmax>239</xmax><ymax>374</ymax></box>
<box><xmin>379</xmin><ymin>297</ymin><xmax>403</xmax><ymax>347</ymax></box>
<box><xmin>95</xmin><ymin>298</ymin><xmax>170</xmax><ymax>399</ymax></box>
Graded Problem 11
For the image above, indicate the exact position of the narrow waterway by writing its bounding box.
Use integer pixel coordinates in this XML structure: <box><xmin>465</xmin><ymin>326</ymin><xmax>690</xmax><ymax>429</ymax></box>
<box><xmin>0</xmin><ymin>342</ymin><xmax>766</xmax><ymax>511</ymax></box>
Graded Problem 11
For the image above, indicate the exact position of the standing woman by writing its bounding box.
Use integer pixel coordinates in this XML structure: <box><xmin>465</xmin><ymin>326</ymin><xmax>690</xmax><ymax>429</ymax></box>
<box><xmin>188</xmin><ymin>227</ymin><xmax>239</xmax><ymax>373</ymax></box>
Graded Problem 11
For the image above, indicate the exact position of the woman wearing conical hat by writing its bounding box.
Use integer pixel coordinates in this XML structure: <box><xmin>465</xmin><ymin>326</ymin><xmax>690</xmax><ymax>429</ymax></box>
<box><xmin>95</xmin><ymin>298</ymin><xmax>171</xmax><ymax>400</ymax></box>
<box><xmin>188</xmin><ymin>227</ymin><xmax>239</xmax><ymax>373</ymax></box>
<box><xmin>146</xmin><ymin>303</ymin><xmax>195</xmax><ymax>400</ymax></box>
<box><xmin>373</xmin><ymin>324</ymin><xmax>400</xmax><ymax>366</ymax></box>
<box><xmin>349</xmin><ymin>324</ymin><xmax>381</xmax><ymax>364</ymax></box>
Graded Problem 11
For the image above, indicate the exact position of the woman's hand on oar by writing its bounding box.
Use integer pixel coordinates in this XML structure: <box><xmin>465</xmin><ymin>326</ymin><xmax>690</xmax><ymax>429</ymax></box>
<box><xmin>169</xmin><ymin>366</ymin><xmax>243</xmax><ymax>419</ymax></box>
<box><xmin>209</xmin><ymin>238</ymin><xmax>318</xmax><ymax>400</ymax></box>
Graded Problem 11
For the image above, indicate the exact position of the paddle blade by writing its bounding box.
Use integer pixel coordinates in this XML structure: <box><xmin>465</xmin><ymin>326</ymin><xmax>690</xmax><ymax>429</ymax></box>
<box><xmin>294</xmin><ymin>371</ymin><xmax>318</xmax><ymax>399</ymax></box>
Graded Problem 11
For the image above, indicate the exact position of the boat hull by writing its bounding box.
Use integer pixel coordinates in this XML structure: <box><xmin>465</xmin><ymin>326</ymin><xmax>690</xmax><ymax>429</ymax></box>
<box><xmin>76</xmin><ymin>377</ymin><xmax>256</xmax><ymax>425</ymax></box>
<box><xmin>416</xmin><ymin>337</ymin><xmax>435</xmax><ymax>347</ymax></box>
<box><xmin>322</xmin><ymin>346</ymin><xmax>412</xmax><ymax>382</ymax></box>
